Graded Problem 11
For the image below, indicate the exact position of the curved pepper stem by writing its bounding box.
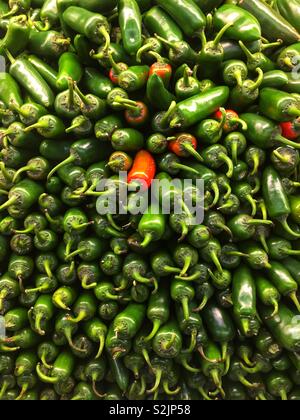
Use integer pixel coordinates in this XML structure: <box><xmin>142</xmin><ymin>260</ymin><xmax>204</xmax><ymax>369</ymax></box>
<box><xmin>163</xmin><ymin>381</ymin><xmax>180</xmax><ymax>396</ymax></box>
<box><xmin>0</xmin><ymin>196</ymin><xmax>17</xmax><ymax>212</ymax></box>
<box><xmin>47</xmin><ymin>155</ymin><xmax>75</xmax><ymax>180</ymax></box>
<box><xmin>40</xmin><ymin>351</ymin><xmax>53</xmax><ymax>370</ymax></box>
<box><xmin>98</xmin><ymin>26</ymin><xmax>111</xmax><ymax>53</ymax></box>
<box><xmin>36</xmin><ymin>363</ymin><xmax>58</xmax><ymax>384</ymax></box>
<box><xmin>289</xmin><ymin>291</ymin><xmax>300</xmax><ymax>312</ymax></box>
<box><xmin>144</xmin><ymin>319</ymin><xmax>161</xmax><ymax>342</ymax></box>
<box><xmin>239</xmin><ymin>41</ymin><xmax>256</xmax><ymax>61</ymax></box>
<box><xmin>147</xmin><ymin>368</ymin><xmax>162</xmax><ymax>394</ymax></box>
<box><xmin>212</xmin><ymin>22</ymin><xmax>233</xmax><ymax>47</ymax></box>
<box><xmin>249</xmin><ymin>68</ymin><xmax>264</xmax><ymax>92</ymax></box>
<box><xmin>278</xmin><ymin>215</ymin><xmax>300</xmax><ymax>238</ymax></box>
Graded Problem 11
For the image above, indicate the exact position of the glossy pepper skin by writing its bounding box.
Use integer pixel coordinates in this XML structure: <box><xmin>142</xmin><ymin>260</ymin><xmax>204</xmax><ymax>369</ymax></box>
<box><xmin>155</xmin><ymin>0</ymin><xmax>206</xmax><ymax>38</ymax></box>
<box><xmin>143</xmin><ymin>6</ymin><xmax>183</xmax><ymax>43</ymax></box>
<box><xmin>170</xmin><ymin>86</ymin><xmax>230</xmax><ymax>129</ymax></box>
<box><xmin>236</xmin><ymin>0</ymin><xmax>300</xmax><ymax>44</ymax></box>
<box><xmin>118</xmin><ymin>0</ymin><xmax>142</xmax><ymax>57</ymax></box>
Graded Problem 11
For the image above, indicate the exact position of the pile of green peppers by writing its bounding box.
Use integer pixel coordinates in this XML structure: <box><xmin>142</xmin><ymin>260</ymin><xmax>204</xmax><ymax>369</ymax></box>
<box><xmin>1</xmin><ymin>0</ymin><xmax>300</xmax><ymax>401</ymax></box>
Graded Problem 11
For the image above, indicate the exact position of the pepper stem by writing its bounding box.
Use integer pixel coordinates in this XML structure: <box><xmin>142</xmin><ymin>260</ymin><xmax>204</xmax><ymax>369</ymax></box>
<box><xmin>220</xmin><ymin>154</ymin><xmax>234</xmax><ymax>178</ymax></box>
<box><xmin>180</xmin><ymin>255</ymin><xmax>192</xmax><ymax>277</ymax></box>
<box><xmin>278</xmin><ymin>215</ymin><xmax>300</xmax><ymax>238</ymax></box>
<box><xmin>181</xmin><ymin>297</ymin><xmax>190</xmax><ymax>320</ymax></box>
<box><xmin>53</xmin><ymin>295</ymin><xmax>70</xmax><ymax>311</ymax></box>
<box><xmin>68</xmin><ymin>310</ymin><xmax>87</xmax><ymax>323</ymax></box>
<box><xmin>0</xmin><ymin>196</ymin><xmax>17</xmax><ymax>212</ymax></box>
<box><xmin>99</xmin><ymin>26</ymin><xmax>111</xmax><ymax>53</ymax></box>
<box><xmin>210</xmin><ymin>250</ymin><xmax>223</xmax><ymax>273</ymax></box>
<box><xmin>36</xmin><ymin>363</ymin><xmax>58</xmax><ymax>384</ymax></box>
<box><xmin>172</xmin><ymin>162</ymin><xmax>201</xmax><ymax>175</ymax></box>
<box><xmin>198</xmin><ymin>387</ymin><xmax>212</xmax><ymax>401</ymax></box>
<box><xmin>81</xmin><ymin>276</ymin><xmax>97</xmax><ymax>290</ymax></box>
<box><xmin>47</xmin><ymin>155</ymin><xmax>75</xmax><ymax>180</ymax></box>
<box><xmin>289</xmin><ymin>291</ymin><xmax>300</xmax><ymax>312</ymax></box>
<box><xmin>95</xmin><ymin>333</ymin><xmax>105</xmax><ymax>359</ymax></box>
<box><xmin>136</xmin><ymin>42</ymin><xmax>154</xmax><ymax>63</ymax></box>
<box><xmin>234</xmin><ymin>70</ymin><xmax>243</xmax><ymax>88</ymax></box>
<box><xmin>0</xmin><ymin>381</ymin><xmax>9</xmax><ymax>399</ymax></box>
<box><xmin>194</xmin><ymin>294</ymin><xmax>208</xmax><ymax>312</ymax></box>
<box><xmin>210</xmin><ymin>182</ymin><xmax>220</xmax><ymax>208</ymax></box>
<box><xmin>161</xmin><ymin>101</ymin><xmax>177</xmax><ymax>127</ymax></box>
<box><xmin>142</xmin><ymin>348</ymin><xmax>152</xmax><ymax>368</ymax></box>
<box><xmin>213</xmin><ymin>22</ymin><xmax>233</xmax><ymax>47</ymax></box>
<box><xmin>144</xmin><ymin>319</ymin><xmax>161</xmax><ymax>342</ymax></box>
<box><xmin>35</xmin><ymin>311</ymin><xmax>45</xmax><ymax>336</ymax></box>
<box><xmin>147</xmin><ymin>368</ymin><xmax>162</xmax><ymax>394</ymax></box>
<box><xmin>154</xmin><ymin>34</ymin><xmax>176</xmax><ymax>51</ymax></box>
<box><xmin>280</xmin><ymin>389</ymin><xmax>288</xmax><ymax>401</ymax></box>
<box><xmin>239</xmin><ymin>41</ymin><xmax>255</xmax><ymax>61</ymax></box>
<box><xmin>288</xmin><ymin>106</ymin><xmax>300</xmax><ymax>118</ymax></box>
<box><xmin>275</xmin><ymin>134</ymin><xmax>300</xmax><ymax>150</ymax></box>
<box><xmin>41</xmin><ymin>352</ymin><xmax>53</xmax><ymax>370</ymax></box>
<box><xmin>163</xmin><ymin>381</ymin><xmax>180</xmax><ymax>396</ymax></box>
<box><xmin>246</xmin><ymin>195</ymin><xmax>257</xmax><ymax>217</ymax></box>
<box><xmin>249</xmin><ymin>68</ymin><xmax>264</xmax><ymax>91</ymax></box>
<box><xmin>187</xmin><ymin>329</ymin><xmax>197</xmax><ymax>353</ymax></box>
<box><xmin>182</xmin><ymin>142</ymin><xmax>203</xmax><ymax>162</ymax></box>
<box><xmin>140</xmin><ymin>233</ymin><xmax>153</xmax><ymax>248</ymax></box>
<box><xmin>15</xmin><ymin>384</ymin><xmax>28</xmax><ymax>401</ymax></box>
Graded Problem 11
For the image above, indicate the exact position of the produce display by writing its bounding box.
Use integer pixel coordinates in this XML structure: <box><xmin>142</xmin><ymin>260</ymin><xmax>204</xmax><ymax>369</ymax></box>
<box><xmin>1</xmin><ymin>0</ymin><xmax>300</xmax><ymax>401</ymax></box>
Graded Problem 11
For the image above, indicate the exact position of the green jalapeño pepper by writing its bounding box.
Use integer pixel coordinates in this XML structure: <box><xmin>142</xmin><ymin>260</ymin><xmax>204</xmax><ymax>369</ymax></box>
<box><xmin>213</xmin><ymin>4</ymin><xmax>261</xmax><ymax>42</ymax></box>
<box><xmin>155</xmin><ymin>0</ymin><xmax>206</xmax><ymax>38</ymax></box>
<box><xmin>232</xmin><ymin>265</ymin><xmax>258</xmax><ymax>337</ymax></box>
<box><xmin>118</xmin><ymin>0</ymin><xmax>142</xmax><ymax>56</ymax></box>
<box><xmin>144</xmin><ymin>6</ymin><xmax>183</xmax><ymax>43</ymax></box>
<box><xmin>169</xmin><ymin>86</ymin><xmax>230</xmax><ymax>129</ymax></box>
<box><xmin>62</xmin><ymin>7</ymin><xmax>111</xmax><ymax>46</ymax></box>
<box><xmin>259</xmin><ymin>88</ymin><xmax>300</xmax><ymax>122</ymax></box>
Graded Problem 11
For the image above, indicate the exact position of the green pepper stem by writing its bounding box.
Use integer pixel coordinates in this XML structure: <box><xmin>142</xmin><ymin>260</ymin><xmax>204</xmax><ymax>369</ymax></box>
<box><xmin>15</xmin><ymin>384</ymin><xmax>28</xmax><ymax>401</ymax></box>
<box><xmin>175</xmin><ymin>271</ymin><xmax>201</xmax><ymax>282</ymax></box>
<box><xmin>142</xmin><ymin>348</ymin><xmax>152</xmax><ymax>368</ymax></box>
<box><xmin>36</xmin><ymin>363</ymin><xmax>58</xmax><ymax>384</ymax></box>
<box><xmin>0</xmin><ymin>196</ymin><xmax>17</xmax><ymax>212</ymax></box>
<box><xmin>280</xmin><ymin>389</ymin><xmax>288</xmax><ymax>401</ymax></box>
<box><xmin>210</xmin><ymin>182</ymin><xmax>220</xmax><ymax>209</ymax></box>
<box><xmin>186</xmin><ymin>329</ymin><xmax>197</xmax><ymax>353</ymax></box>
<box><xmin>2</xmin><ymin>5</ymin><xmax>19</xmax><ymax>18</ymax></box>
<box><xmin>147</xmin><ymin>368</ymin><xmax>162</xmax><ymax>394</ymax></box>
<box><xmin>245</xmin><ymin>195</ymin><xmax>257</xmax><ymax>217</ymax></box>
<box><xmin>182</xmin><ymin>142</ymin><xmax>203</xmax><ymax>162</ymax></box>
<box><xmin>240</xmin><ymin>361</ymin><xmax>262</xmax><ymax>374</ymax></box>
<box><xmin>53</xmin><ymin>295</ymin><xmax>70</xmax><ymax>311</ymax></box>
<box><xmin>238</xmin><ymin>374</ymin><xmax>258</xmax><ymax>389</ymax></box>
<box><xmin>210</xmin><ymin>250</ymin><xmax>223</xmax><ymax>273</ymax></box>
<box><xmin>92</xmin><ymin>380</ymin><xmax>106</xmax><ymax>398</ymax></box>
<box><xmin>65</xmin><ymin>121</ymin><xmax>82</xmax><ymax>134</ymax></box>
<box><xmin>231</xmin><ymin>117</ymin><xmax>248</xmax><ymax>131</ymax></box>
<box><xmin>40</xmin><ymin>352</ymin><xmax>53</xmax><ymax>370</ymax></box>
<box><xmin>0</xmin><ymin>162</ymin><xmax>13</xmax><ymax>182</ymax></box>
<box><xmin>210</xmin><ymin>369</ymin><xmax>224</xmax><ymax>398</ymax></box>
<box><xmin>288</xmin><ymin>106</ymin><xmax>300</xmax><ymax>118</ymax></box>
<box><xmin>136</xmin><ymin>42</ymin><xmax>154</xmax><ymax>63</ymax></box>
<box><xmin>239</xmin><ymin>41</ymin><xmax>255</xmax><ymax>61</ymax></box>
<box><xmin>68</xmin><ymin>310</ymin><xmax>87</xmax><ymax>323</ymax></box>
<box><xmin>154</xmin><ymin>34</ymin><xmax>177</xmax><ymax>51</ymax></box>
<box><xmin>198</xmin><ymin>387</ymin><xmax>212</xmax><ymax>401</ymax></box>
<box><xmin>0</xmin><ymin>343</ymin><xmax>20</xmax><ymax>352</ymax></box>
<box><xmin>213</xmin><ymin>22</ymin><xmax>233</xmax><ymax>47</ymax></box>
<box><xmin>181</xmin><ymin>297</ymin><xmax>190</xmax><ymax>320</ymax></box>
<box><xmin>144</xmin><ymin>319</ymin><xmax>161</xmax><ymax>342</ymax></box>
<box><xmin>3</xmin><ymin>48</ymin><xmax>16</xmax><ymax>64</ymax></box>
<box><xmin>140</xmin><ymin>233</ymin><xmax>153</xmax><ymax>248</ymax></box>
<box><xmin>34</xmin><ymin>19</ymin><xmax>52</xmax><ymax>32</ymax></box>
<box><xmin>248</xmin><ymin>219</ymin><xmax>273</xmax><ymax>226</ymax></box>
<box><xmin>278</xmin><ymin>215</ymin><xmax>300</xmax><ymax>238</ymax></box>
<box><xmin>180</xmin><ymin>255</ymin><xmax>192</xmax><ymax>277</ymax></box>
<box><xmin>194</xmin><ymin>294</ymin><xmax>208</xmax><ymax>312</ymax></box>
<box><xmin>183</xmin><ymin>67</ymin><xmax>192</xmax><ymax>88</ymax></box>
<box><xmin>233</xmin><ymin>70</ymin><xmax>243</xmax><ymax>88</ymax></box>
<box><xmin>0</xmin><ymin>381</ymin><xmax>9</xmax><ymax>399</ymax></box>
<box><xmin>161</xmin><ymin>101</ymin><xmax>177</xmax><ymax>127</ymax></box>
<box><xmin>64</xmin><ymin>327</ymin><xmax>85</xmax><ymax>353</ymax></box>
<box><xmin>47</xmin><ymin>155</ymin><xmax>75</xmax><ymax>180</ymax></box>
<box><xmin>289</xmin><ymin>291</ymin><xmax>300</xmax><ymax>312</ymax></box>
<box><xmin>163</xmin><ymin>381</ymin><xmax>180</xmax><ymax>396</ymax></box>
<box><xmin>43</xmin><ymin>260</ymin><xmax>53</xmax><ymax>279</ymax></box>
<box><xmin>249</xmin><ymin>68</ymin><xmax>264</xmax><ymax>91</ymax></box>
<box><xmin>81</xmin><ymin>276</ymin><xmax>97</xmax><ymax>290</ymax></box>
<box><xmin>35</xmin><ymin>311</ymin><xmax>45</xmax><ymax>336</ymax></box>
<box><xmin>219</xmin><ymin>153</ymin><xmax>234</xmax><ymax>178</ymax></box>
<box><xmin>99</xmin><ymin>26</ymin><xmax>111</xmax><ymax>53</ymax></box>
<box><xmin>276</xmin><ymin>134</ymin><xmax>300</xmax><ymax>150</ymax></box>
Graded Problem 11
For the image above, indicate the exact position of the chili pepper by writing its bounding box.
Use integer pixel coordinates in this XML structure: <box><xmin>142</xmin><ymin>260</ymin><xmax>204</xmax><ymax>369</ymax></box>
<box><xmin>259</xmin><ymin>88</ymin><xmax>300</xmax><ymax>122</ymax></box>
<box><xmin>148</xmin><ymin>52</ymin><xmax>172</xmax><ymax>86</ymax></box>
<box><xmin>144</xmin><ymin>6</ymin><xmax>183</xmax><ymax>43</ymax></box>
<box><xmin>27</xmin><ymin>55</ymin><xmax>58</xmax><ymax>91</ymax></box>
<box><xmin>62</xmin><ymin>6</ymin><xmax>111</xmax><ymax>47</ymax></box>
<box><xmin>202</xmin><ymin>145</ymin><xmax>234</xmax><ymax>178</ymax></box>
<box><xmin>241</xmin><ymin>112</ymin><xmax>300</xmax><ymax>149</ymax></box>
<box><xmin>175</xmin><ymin>67</ymin><xmax>201</xmax><ymax>101</ymax></box>
<box><xmin>202</xmin><ymin>302</ymin><xmax>235</xmax><ymax>362</ymax></box>
<box><xmin>154</xmin><ymin>35</ymin><xmax>198</xmax><ymax>66</ymax></box>
<box><xmin>265</xmin><ymin>371</ymin><xmax>293</xmax><ymax>400</ymax></box>
<box><xmin>152</xmin><ymin>320</ymin><xmax>182</xmax><ymax>360</ymax></box>
<box><xmin>223</xmin><ymin>132</ymin><xmax>247</xmax><ymax>166</ymax></box>
<box><xmin>39</xmin><ymin>0</ymin><xmax>59</xmax><ymax>28</ymax></box>
<box><xmin>52</xmin><ymin>286</ymin><xmax>76</xmax><ymax>312</ymax></box>
<box><xmin>275</xmin><ymin>0</ymin><xmax>300</xmax><ymax>33</ymax></box>
<box><xmin>98</xmin><ymin>302</ymin><xmax>118</xmax><ymax>323</ymax></box>
<box><xmin>106</xmin><ymin>323</ymin><xmax>132</xmax><ymax>359</ymax></box>
<box><xmin>28</xmin><ymin>30</ymin><xmax>70</xmax><ymax>59</ymax></box>
<box><xmin>228</xmin><ymin>213</ymin><xmax>272</xmax><ymax>241</ymax></box>
<box><xmin>4</xmin><ymin>307</ymin><xmax>28</xmax><ymax>333</ymax></box>
<box><xmin>123</xmin><ymin>101</ymin><xmax>148</xmax><ymax>128</ymax></box>
<box><xmin>94</xmin><ymin>114</ymin><xmax>123</xmax><ymax>142</ymax></box>
<box><xmin>229</xmin><ymin>68</ymin><xmax>264</xmax><ymax>111</ymax></box>
<box><xmin>261</xmin><ymin>70</ymin><xmax>289</xmax><ymax>89</ymax></box>
<box><xmin>25</xmin><ymin>115</ymin><xmax>65</xmax><ymax>139</ymax></box>
<box><xmin>200</xmin><ymin>341</ymin><xmax>226</xmax><ymax>396</ymax></box>
<box><xmin>27</xmin><ymin>295</ymin><xmax>54</xmax><ymax>336</ymax></box>
<box><xmin>111</xmin><ymin>128</ymin><xmax>144</xmax><ymax>152</ymax></box>
<box><xmin>0</xmin><ymin>15</ymin><xmax>30</xmax><ymax>57</ymax></box>
<box><xmin>237</xmin><ymin>0</ymin><xmax>300</xmax><ymax>44</ymax></box>
<box><xmin>272</xmin><ymin>354</ymin><xmax>291</xmax><ymax>372</ymax></box>
<box><xmin>222</xmin><ymin>59</ymin><xmax>248</xmax><ymax>87</ymax></box>
<box><xmin>267</xmin><ymin>235</ymin><xmax>300</xmax><ymax>260</ymax></box>
<box><xmin>267</xmin><ymin>260</ymin><xmax>300</xmax><ymax>312</ymax></box>
<box><xmin>239</xmin><ymin>40</ymin><xmax>278</xmax><ymax>73</ymax></box>
<box><xmin>56</xmin><ymin>52</ymin><xmax>83</xmax><ymax>91</ymax></box>
<box><xmin>214</xmin><ymin>108</ymin><xmax>248</xmax><ymax>133</ymax></box>
<box><xmin>83</xmin><ymin>67</ymin><xmax>113</xmax><ymax>100</ymax></box>
<box><xmin>118</xmin><ymin>0</ymin><xmax>142</xmax><ymax>56</ymax></box>
<box><xmin>280</xmin><ymin>119</ymin><xmax>300</xmax><ymax>141</ymax></box>
<box><xmin>170</xmin><ymin>86</ymin><xmax>229</xmax><ymax>129</ymax></box>
<box><xmin>262</xmin><ymin>166</ymin><xmax>300</xmax><ymax>238</ymax></box>
<box><xmin>147</xmin><ymin>74</ymin><xmax>176</xmax><ymax>111</ymax></box>
<box><xmin>213</xmin><ymin>4</ymin><xmax>261</xmax><ymax>42</ymax></box>
<box><xmin>0</xmin><ymin>273</ymin><xmax>20</xmax><ymax>312</ymax></box>
<box><xmin>6</xmin><ymin>50</ymin><xmax>54</xmax><ymax>109</ymax></box>
<box><xmin>156</xmin><ymin>0</ymin><xmax>205</xmax><ymax>38</ymax></box>
<box><xmin>36</xmin><ymin>351</ymin><xmax>75</xmax><ymax>384</ymax></box>
<box><xmin>117</xmin><ymin>65</ymin><xmax>149</xmax><ymax>93</ymax></box>
<box><xmin>17</xmin><ymin>102</ymin><xmax>48</xmax><ymax>127</ymax></box>
<box><xmin>9</xmin><ymin>233</ymin><xmax>33</xmax><ymax>256</ymax></box>
<box><xmin>232</xmin><ymin>265</ymin><xmax>259</xmax><ymax>337</ymax></box>
<box><xmin>193</xmin><ymin>112</ymin><xmax>226</xmax><ymax>146</ymax></box>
